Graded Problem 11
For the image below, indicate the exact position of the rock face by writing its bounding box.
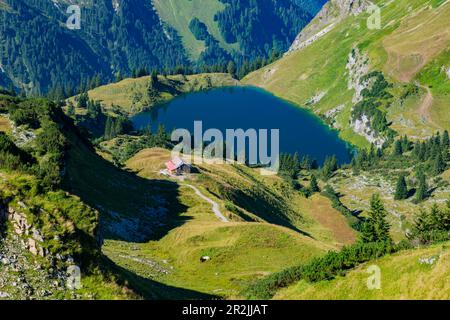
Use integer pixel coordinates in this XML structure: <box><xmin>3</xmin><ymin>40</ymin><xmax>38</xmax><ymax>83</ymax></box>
<box><xmin>0</xmin><ymin>235</ymin><xmax>71</xmax><ymax>300</ymax></box>
<box><xmin>442</xmin><ymin>65</ymin><xmax>450</xmax><ymax>79</ymax></box>
<box><xmin>1</xmin><ymin>199</ymin><xmax>47</xmax><ymax>257</ymax></box>
<box><xmin>346</xmin><ymin>47</ymin><xmax>370</xmax><ymax>103</ymax></box>
<box><xmin>288</xmin><ymin>0</ymin><xmax>370</xmax><ymax>53</ymax></box>
<box><xmin>351</xmin><ymin>114</ymin><xmax>386</xmax><ymax>148</ymax></box>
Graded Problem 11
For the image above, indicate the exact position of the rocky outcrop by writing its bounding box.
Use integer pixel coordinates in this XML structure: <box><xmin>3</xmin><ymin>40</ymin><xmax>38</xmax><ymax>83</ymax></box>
<box><xmin>351</xmin><ymin>114</ymin><xmax>386</xmax><ymax>148</ymax></box>
<box><xmin>288</xmin><ymin>0</ymin><xmax>371</xmax><ymax>53</ymax></box>
<box><xmin>441</xmin><ymin>65</ymin><xmax>450</xmax><ymax>79</ymax></box>
<box><xmin>346</xmin><ymin>47</ymin><xmax>370</xmax><ymax>103</ymax></box>
<box><xmin>0</xmin><ymin>236</ymin><xmax>71</xmax><ymax>300</ymax></box>
<box><xmin>1</xmin><ymin>199</ymin><xmax>47</xmax><ymax>257</ymax></box>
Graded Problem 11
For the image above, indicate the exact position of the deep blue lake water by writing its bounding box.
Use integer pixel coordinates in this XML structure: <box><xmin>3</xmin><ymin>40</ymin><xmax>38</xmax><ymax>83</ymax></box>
<box><xmin>131</xmin><ymin>87</ymin><xmax>352</xmax><ymax>165</ymax></box>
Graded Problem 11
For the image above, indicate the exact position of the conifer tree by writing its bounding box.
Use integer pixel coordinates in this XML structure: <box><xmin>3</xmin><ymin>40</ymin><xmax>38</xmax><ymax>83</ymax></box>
<box><xmin>432</xmin><ymin>152</ymin><xmax>446</xmax><ymax>176</ymax></box>
<box><xmin>442</xmin><ymin>130</ymin><xmax>449</xmax><ymax>149</ymax></box>
<box><xmin>415</xmin><ymin>170</ymin><xmax>428</xmax><ymax>202</ymax></box>
<box><xmin>361</xmin><ymin>194</ymin><xmax>391</xmax><ymax>243</ymax></box>
<box><xmin>310</xmin><ymin>174</ymin><xmax>320</xmax><ymax>193</ymax></box>
<box><xmin>394</xmin><ymin>174</ymin><xmax>408</xmax><ymax>200</ymax></box>
<box><xmin>321</xmin><ymin>155</ymin><xmax>338</xmax><ymax>180</ymax></box>
<box><xmin>104</xmin><ymin>116</ymin><xmax>113</xmax><ymax>140</ymax></box>
<box><xmin>151</xmin><ymin>70</ymin><xmax>159</xmax><ymax>84</ymax></box>
<box><xmin>227</xmin><ymin>61</ymin><xmax>236</xmax><ymax>78</ymax></box>
<box><xmin>393</xmin><ymin>140</ymin><xmax>403</xmax><ymax>156</ymax></box>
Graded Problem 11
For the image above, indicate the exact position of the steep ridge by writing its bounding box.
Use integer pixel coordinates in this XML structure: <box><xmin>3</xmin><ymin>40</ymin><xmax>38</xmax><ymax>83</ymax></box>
<box><xmin>244</xmin><ymin>0</ymin><xmax>450</xmax><ymax>147</ymax></box>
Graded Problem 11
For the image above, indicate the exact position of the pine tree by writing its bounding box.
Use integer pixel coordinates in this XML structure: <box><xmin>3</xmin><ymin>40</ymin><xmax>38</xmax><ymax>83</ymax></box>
<box><xmin>442</xmin><ymin>130</ymin><xmax>449</xmax><ymax>149</ymax></box>
<box><xmin>227</xmin><ymin>61</ymin><xmax>236</xmax><ymax>78</ymax></box>
<box><xmin>321</xmin><ymin>155</ymin><xmax>338</xmax><ymax>180</ymax></box>
<box><xmin>151</xmin><ymin>70</ymin><xmax>159</xmax><ymax>84</ymax></box>
<box><xmin>77</xmin><ymin>93</ymin><xmax>88</xmax><ymax>109</ymax></box>
<box><xmin>401</xmin><ymin>135</ymin><xmax>410</xmax><ymax>152</ymax></box>
<box><xmin>431</xmin><ymin>152</ymin><xmax>446</xmax><ymax>176</ymax></box>
<box><xmin>412</xmin><ymin>209</ymin><xmax>432</xmax><ymax>236</ymax></box>
<box><xmin>442</xmin><ymin>130</ymin><xmax>449</xmax><ymax>160</ymax></box>
<box><xmin>115</xmin><ymin>71</ymin><xmax>123</xmax><ymax>83</ymax></box>
<box><xmin>415</xmin><ymin>170</ymin><xmax>428</xmax><ymax>202</ymax></box>
<box><xmin>310</xmin><ymin>174</ymin><xmax>320</xmax><ymax>192</ymax></box>
<box><xmin>394</xmin><ymin>174</ymin><xmax>408</xmax><ymax>200</ymax></box>
<box><xmin>361</xmin><ymin>194</ymin><xmax>391</xmax><ymax>243</ymax></box>
<box><xmin>104</xmin><ymin>117</ymin><xmax>113</xmax><ymax>140</ymax></box>
<box><xmin>393</xmin><ymin>140</ymin><xmax>403</xmax><ymax>156</ymax></box>
<box><xmin>67</xmin><ymin>103</ymin><xmax>75</xmax><ymax>118</ymax></box>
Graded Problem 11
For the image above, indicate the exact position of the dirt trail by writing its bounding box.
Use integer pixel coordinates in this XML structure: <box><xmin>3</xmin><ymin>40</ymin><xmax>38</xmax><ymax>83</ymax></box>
<box><xmin>183</xmin><ymin>184</ymin><xmax>229</xmax><ymax>223</ymax></box>
<box><xmin>417</xmin><ymin>85</ymin><xmax>437</xmax><ymax>127</ymax></box>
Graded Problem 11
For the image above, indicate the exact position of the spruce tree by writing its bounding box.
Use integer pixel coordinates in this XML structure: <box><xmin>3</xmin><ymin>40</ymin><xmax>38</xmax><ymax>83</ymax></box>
<box><xmin>442</xmin><ymin>130</ymin><xmax>449</xmax><ymax>160</ymax></box>
<box><xmin>442</xmin><ymin>130</ymin><xmax>449</xmax><ymax>149</ymax></box>
<box><xmin>394</xmin><ymin>174</ymin><xmax>408</xmax><ymax>200</ymax></box>
<box><xmin>227</xmin><ymin>61</ymin><xmax>236</xmax><ymax>78</ymax></box>
<box><xmin>321</xmin><ymin>155</ymin><xmax>338</xmax><ymax>180</ymax></box>
<box><xmin>432</xmin><ymin>152</ymin><xmax>446</xmax><ymax>176</ymax></box>
<box><xmin>393</xmin><ymin>140</ymin><xmax>403</xmax><ymax>156</ymax></box>
<box><xmin>151</xmin><ymin>70</ymin><xmax>159</xmax><ymax>84</ymax></box>
<box><xmin>104</xmin><ymin>117</ymin><xmax>113</xmax><ymax>140</ymax></box>
<box><xmin>412</xmin><ymin>209</ymin><xmax>432</xmax><ymax>237</ymax></box>
<box><xmin>415</xmin><ymin>170</ymin><xmax>428</xmax><ymax>202</ymax></box>
<box><xmin>310</xmin><ymin>174</ymin><xmax>320</xmax><ymax>193</ymax></box>
<box><xmin>361</xmin><ymin>194</ymin><xmax>391</xmax><ymax>243</ymax></box>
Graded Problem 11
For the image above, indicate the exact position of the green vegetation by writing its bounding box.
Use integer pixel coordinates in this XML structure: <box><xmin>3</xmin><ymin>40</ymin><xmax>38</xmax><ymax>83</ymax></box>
<box><xmin>244</xmin><ymin>0</ymin><xmax>450</xmax><ymax>147</ymax></box>
<box><xmin>275</xmin><ymin>242</ymin><xmax>450</xmax><ymax>300</ymax></box>
<box><xmin>0</xmin><ymin>93</ymin><xmax>149</xmax><ymax>299</ymax></box>
<box><xmin>0</xmin><ymin>0</ymin><xmax>189</xmax><ymax>95</ymax></box>
<box><xmin>153</xmin><ymin>0</ymin><xmax>322</xmax><ymax>69</ymax></box>
<box><xmin>360</xmin><ymin>194</ymin><xmax>391</xmax><ymax>244</ymax></box>
<box><xmin>351</xmin><ymin>71</ymin><xmax>395</xmax><ymax>140</ymax></box>
<box><xmin>410</xmin><ymin>199</ymin><xmax>450</xmax><ymax>244</ymax></box>
<box><xmin>68</xmin><ymin>73</ymin><xmax>239</xmax><ymax>116</ymax></box>
<box><xmin>243</xmin><ymin>241</ymin><xmax>400</xmax><ymax>300</ymax></box>
<box><xmin>394</xmin><ymin>175</ymin><xmax>408</xmax><ymax>200</ymax></box>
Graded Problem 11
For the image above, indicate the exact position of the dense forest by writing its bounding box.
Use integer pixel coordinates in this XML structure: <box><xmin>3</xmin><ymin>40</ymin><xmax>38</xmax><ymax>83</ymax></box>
<box><xmin>214</xmin><ymin>0</ymin><xmax>315</xmax><ymax>65</ymax></box>
<box><xmin>0</xmin><ymin>0</ymin><xmax>188</xmax><ymax>95</ymax></box>
<box><xmin>0</xmin><ymin>0</ymin><xmax>325</xmax><ymax>95</ymax></box>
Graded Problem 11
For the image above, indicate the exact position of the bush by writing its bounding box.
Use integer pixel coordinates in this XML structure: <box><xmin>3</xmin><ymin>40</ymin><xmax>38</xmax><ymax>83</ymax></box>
<box><xmin>0</xmin><ymin>132</ymin><xmax>34</xmax><ymax>171</ymax></box>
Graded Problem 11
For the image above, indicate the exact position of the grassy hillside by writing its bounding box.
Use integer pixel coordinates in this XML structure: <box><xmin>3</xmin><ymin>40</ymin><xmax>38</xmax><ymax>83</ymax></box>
<box><xmin>244</xmin><ymin>0</ymin><xmax>450</xmax><ymax>147</ymax></box>
<box><xmin>0</xmin><ymin>115</ymin><xmax>10</xmax><ymax>133</ymax></box>
<box><xmin>101</xmin><ymin>147</ymin><xmax>357</xmax><ymax>298</ymax></box>
<box><xmin>275</xmin><ymin>242</ymin><xmax>450</xmax><ymax>300</ymax></box>
<box><xmin>68</xmin><ymin>73</ymin><xmax>239</xmax><ymax>115</ymax></box>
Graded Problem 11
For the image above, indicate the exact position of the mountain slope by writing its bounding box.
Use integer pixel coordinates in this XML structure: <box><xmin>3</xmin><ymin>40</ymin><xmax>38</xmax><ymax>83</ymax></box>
<box><xmin>275</xmin><ymin>242</ymin><xmax>450</xmax><ymax>300</ymax></box>
<box><xmin>0</xmin><ymin>93</ymin><xmax>138</xmax><ymax>299</ymax></box>
<box><xmin>154</xmin><ymin>0</ymin><xmax>326</xmax><ymax>63</ymax></box>
<box><xmin>0</xmin><ymin>0</ymin><xmax>189</xmax><ymax>94</ymax></box>
<box><xmin>0</xmin><ymin>0</ymin><xmax>325</xmax><ymax>94</ymax></box>
<box><xmin>101</xmin><ymin>147</ymin><xmax>356</xmax><ymax>298</ymax></box>
<box><xmin>244</xmin><ymin>0</ymin><xmax>450</xmax><ymax>148</ymax></box>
